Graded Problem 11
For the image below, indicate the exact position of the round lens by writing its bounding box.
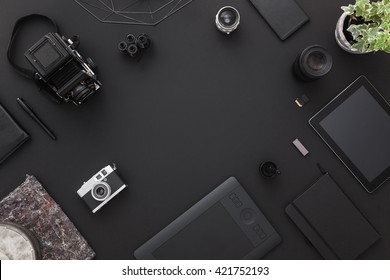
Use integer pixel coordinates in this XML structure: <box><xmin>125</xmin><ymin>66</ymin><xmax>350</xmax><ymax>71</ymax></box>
<box><xmin>73</xmin><ymin>84</ymin><xmax>93</xmax><ymax>104</ymax></box>
<box><xmin>306</xmin><ymin>51</ymin><xmax>327</xmax><ymax>71</ymax></box>
<box><xmin>92</xmin><ymin>183</ymin><xmax>111</xmax><ymax>201</ymax></box>
<box><xmin>96</xmin><ymin>187</ymin><xmax>106</xmax><ymax>197</ymax></box>
<box><xmin>219</xmin><ymin>9</ymin><xmax>237</xmax><ymax>27</ymax></box>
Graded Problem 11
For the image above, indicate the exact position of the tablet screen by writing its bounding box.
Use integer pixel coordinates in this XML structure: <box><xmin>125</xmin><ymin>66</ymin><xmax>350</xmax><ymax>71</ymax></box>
<box><xmin>310</xmin><ymin>76</ymin><xmax>390</xmax><ymax>192</ymax></box>
<box><xmin>319</xmin><ymin>86</ymin><xmax>390</xmax><ymax>182</ymax></box>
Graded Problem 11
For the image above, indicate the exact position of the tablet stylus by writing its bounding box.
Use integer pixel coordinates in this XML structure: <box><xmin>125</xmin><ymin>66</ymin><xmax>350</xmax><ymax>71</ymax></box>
<box><xmin>17</xmin><ymin>98</ymin><xmax>57</xmax><ymax>140</ymax></box>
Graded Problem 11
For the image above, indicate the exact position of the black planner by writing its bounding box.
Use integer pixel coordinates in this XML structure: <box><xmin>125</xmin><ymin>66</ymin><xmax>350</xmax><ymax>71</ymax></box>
<box><xmin>0</xmin><ymin>103</ymin><xmax>29</xmax><ymax>164</ymax></box>
<box><xmin>286</xmin><ymin>173</ymin><xmax>380</xmax><ymax>259</ymax></box>
<box><xmin>248</xmin><ymin>0</ymin><xmax>309</xmax><ymax>40</ymax></box>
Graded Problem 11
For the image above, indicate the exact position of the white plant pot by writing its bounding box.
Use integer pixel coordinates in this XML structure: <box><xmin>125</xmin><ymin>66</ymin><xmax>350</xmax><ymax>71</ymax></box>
<box><xmin>335</xmin><ymin>12</ymin><xmax>365</xmax><ymax>54</ymax></box>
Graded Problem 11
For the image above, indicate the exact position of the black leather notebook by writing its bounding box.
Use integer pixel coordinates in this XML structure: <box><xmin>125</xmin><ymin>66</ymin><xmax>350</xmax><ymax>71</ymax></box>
<box><xmin>0</xmin><ymin>103</ymin><xmax>29</xmax><ymax>164</ymax></box>
<box><xmin>248</xmin><ymin>0</ymin><xmax>309</xmax><ymax>40</ymax></box>
<box><xmin>286</xmin><ymin>173</ymin><xmax>380</xmax><ymax>259</ymax></box>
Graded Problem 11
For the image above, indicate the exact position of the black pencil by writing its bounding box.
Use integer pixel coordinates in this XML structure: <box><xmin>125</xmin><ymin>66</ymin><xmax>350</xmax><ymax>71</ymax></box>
<box><xmin>17</xmin><ymin>98</ymin><xmax>57</xmax><ymax>140</ymax></box>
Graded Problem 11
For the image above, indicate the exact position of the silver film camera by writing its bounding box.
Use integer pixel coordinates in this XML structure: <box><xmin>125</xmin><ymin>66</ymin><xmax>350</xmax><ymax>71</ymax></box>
<box><xmin>77</xmin><ymin>164</ymin><xmax>127</xmax><ymax>213</ymax></box>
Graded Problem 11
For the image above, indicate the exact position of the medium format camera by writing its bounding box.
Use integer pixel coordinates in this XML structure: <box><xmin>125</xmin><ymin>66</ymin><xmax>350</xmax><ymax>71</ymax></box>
<box><xmin>77</xmin><ymin>164</ymin><xmax>127</xmax><ymax>213</ymax></box>
<box><xmin>215</xmin><ymin>6</ymin><xmax>240</xmax><ymax>34</ymax></box>
<box><xmin>25</xmin><ymin>32</ymin><xmax>101</xmax><ymax>105</ymax></box>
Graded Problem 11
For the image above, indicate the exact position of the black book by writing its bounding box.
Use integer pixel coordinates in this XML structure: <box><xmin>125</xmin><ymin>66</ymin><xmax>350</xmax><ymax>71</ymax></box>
<box><xmin>286</xmin><ymin>173</ymin><xmax>380</xmax><ymax>259</ymax></box>
<box><xmin>0</xmin><ymin>103</ymin><xmax>29</xmax><ymax>164</ymax></box>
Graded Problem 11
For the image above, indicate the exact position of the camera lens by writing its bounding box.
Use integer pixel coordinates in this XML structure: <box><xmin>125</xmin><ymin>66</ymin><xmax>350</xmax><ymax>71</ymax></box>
<box><xmin>293</xmin><ymin>45</ymin><xmax>333</xmax><ymax>81</ymax></box>
<box><xmin>92</xmin><ymin>183</ymin><xmax>111</xmax><ymax>201</ymax></box>
<box><xmin>96</xmin><ymin>187</ymin><xmax>105</xmax><ymax>196</ymax></box>
<box><xmin>72</xmin><ymin>83</ymin><xmax>94</xmax><ymax>104</ymax></box>
<box><xmin>219</xmin><ymin>10</ymin><xmax>237</xmax><ymax>27</ymax></box>
<box><xmin>307</xmin><ymin>51</ymin><xmax>327</xmax><ymax>71</ymax></box>
<box><xmin>215</xmin><ymin>6</ymin><xmax>240</xmax><ymax>34</ymax></box>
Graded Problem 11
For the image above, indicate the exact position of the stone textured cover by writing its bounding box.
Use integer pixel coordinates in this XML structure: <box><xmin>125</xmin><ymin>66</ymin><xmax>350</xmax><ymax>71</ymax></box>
<box><xmin>0</xmin><ymin>175</ymin><xmax>95</xmax><ymax>259</ymax></box>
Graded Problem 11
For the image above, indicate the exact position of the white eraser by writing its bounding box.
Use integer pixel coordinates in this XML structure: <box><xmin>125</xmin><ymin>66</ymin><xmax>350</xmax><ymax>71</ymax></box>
<box><xmin>293</xmin><ymin>138</ymin><xmax>309</xmax><ymax>156</ymax></box>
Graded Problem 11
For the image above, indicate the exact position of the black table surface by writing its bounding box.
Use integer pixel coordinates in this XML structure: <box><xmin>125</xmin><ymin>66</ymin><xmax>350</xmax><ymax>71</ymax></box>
<box><xmin>0</xmin><ymin>0</ymin><xmax>389</xmax><ymax>260</ymax></box>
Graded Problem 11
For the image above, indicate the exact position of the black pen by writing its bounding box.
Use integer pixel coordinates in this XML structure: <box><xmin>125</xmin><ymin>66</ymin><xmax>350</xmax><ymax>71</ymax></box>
<box><xmin>17</xmin><ymin>98</ymin><xmax>57</xmax><ymax>140</ymax></box>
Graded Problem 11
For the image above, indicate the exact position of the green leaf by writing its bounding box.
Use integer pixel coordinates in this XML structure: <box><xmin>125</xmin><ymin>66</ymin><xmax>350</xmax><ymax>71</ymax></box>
<box><xmin>341</xmin><ymin>4</ymin><xmax>356</xmax><ymax>14</ymax></box>
<box><xmin>353</xmin><ymin>40</ymin><xmax>368</xmax><ymax>52</ymax></box>
<box><xmin>344</xmin><ymin>0</ymin><xmax>390</xmax><ymax>53</ymax></box>
<box><xmin>348</xmin><ymin>24</ymin><xmax>363</xmax><ymax>40</ymax></box>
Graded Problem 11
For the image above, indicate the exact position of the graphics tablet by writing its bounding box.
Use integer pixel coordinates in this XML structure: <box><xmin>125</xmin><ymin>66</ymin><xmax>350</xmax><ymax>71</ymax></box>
<box><xmin>134</xmin><ymin>177</ymin><xmax>281</xmax><ymax>259</ymax></box>
<box><xmin>309</xmin><ymin>76</ymin><xmax>390</xmax><ymax>193</ymax></box>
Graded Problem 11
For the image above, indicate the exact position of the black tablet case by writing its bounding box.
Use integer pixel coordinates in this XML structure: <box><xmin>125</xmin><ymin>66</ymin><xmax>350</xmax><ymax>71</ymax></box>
<box><xmin>248</xmin><ymin>0</ymin><xmax>309</xmax><ymax>40</ymax></box>
<box><xmin>0</xmin><ymin>103</ymin><xmax>29</xmax><ymax>164</ymax></box>
<box><xmin>286</xmin><ymin>173</ymin><xmax>380</xmax><ymax>259</ymax></box>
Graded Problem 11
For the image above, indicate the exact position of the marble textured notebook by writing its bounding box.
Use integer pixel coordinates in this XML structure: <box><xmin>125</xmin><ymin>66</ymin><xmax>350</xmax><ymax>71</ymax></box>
<box><xmin>0</xmin><ymin>175</ymin><xmax>95</xmax><ymax>259</ymax></box>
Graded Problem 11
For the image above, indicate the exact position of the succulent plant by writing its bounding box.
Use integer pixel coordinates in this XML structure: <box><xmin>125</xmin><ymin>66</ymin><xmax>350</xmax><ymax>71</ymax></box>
<box><xmin>341</xmin><ymin>0</ymin><xmax>390</xmax><ymax>53</ymax></box>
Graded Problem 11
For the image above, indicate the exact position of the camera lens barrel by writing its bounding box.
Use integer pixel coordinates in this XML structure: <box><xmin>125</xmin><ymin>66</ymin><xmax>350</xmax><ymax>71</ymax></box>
<box><xmin>215</xmin><ymin>6</ymin><xmax>240</xmax><ymax>34</ymax></box>
<box><xmin>91</xmin><ymin>183</ymin><xmax>111</xmax><ymax>201</ymax></box>
<box><xmin>293</xmin><ymin>45</ymin><xmax>333</xmax><ymax>81</ymax></box>
<box><xmin>72</xmin><ymin>83</ymin><xmax>94</xmax><ymax>105</ymax></box>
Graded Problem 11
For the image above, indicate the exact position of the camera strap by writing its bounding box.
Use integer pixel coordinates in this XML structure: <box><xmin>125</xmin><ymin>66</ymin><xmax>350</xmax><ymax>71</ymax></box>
<box><xmin>7</xmin><ymin>14</ymin><xmax>59</xmax><ymax>80</ymax></box>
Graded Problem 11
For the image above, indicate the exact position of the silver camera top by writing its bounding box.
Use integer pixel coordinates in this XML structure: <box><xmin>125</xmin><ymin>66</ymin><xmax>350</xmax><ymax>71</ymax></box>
<box><xmin>77</xmin><ymin>164</ymin><xmax>116</xmax><ymax>197</ymax></box>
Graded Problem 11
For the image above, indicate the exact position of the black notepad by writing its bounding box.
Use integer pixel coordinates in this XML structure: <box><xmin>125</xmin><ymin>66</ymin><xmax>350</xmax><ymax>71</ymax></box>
<box><xmin>0</xmin><ymin>103</ymin><xmax>29</xmax><ymax>164</ymax></box>
<box><xmin>248</xmin><ymin>0</ymin><xmax>309</xmax><ymax>40</ymax></box>
<box><xmin>286</xmin><ymin>173</ymin><xmax>380</xmax><ymax>259</ymax></box>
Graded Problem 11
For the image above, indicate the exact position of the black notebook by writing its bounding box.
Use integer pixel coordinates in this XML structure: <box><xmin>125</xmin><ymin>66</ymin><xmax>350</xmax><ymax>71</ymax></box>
<box><xmin>0</xmin><ymin>103</ymin><xmax>29</xmax><ymax>164</ymax></box>
<box><xmin>248</xmin><ymin>0</ymin><xmax>309</xmax><ymax>40</ymax></box>
<box><xmin>286</xmin><ymin>173</ymin><xmax>380</xmax><ymax>259</ymax></box>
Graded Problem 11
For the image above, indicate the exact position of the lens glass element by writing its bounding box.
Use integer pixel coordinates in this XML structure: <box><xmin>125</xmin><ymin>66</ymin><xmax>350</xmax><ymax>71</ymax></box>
<box><xmin>306</xmin><ymin>51</ymin><xmax>327</xmax><ymax>71</ymax></box>
<box><xmin>92</xmin><ymin>183</ymin><xmax>111</xmax><ymax>201</ymax></box>
<box><xmin>219</xmin><ymin>8</ymin><xmax>237</xmax><ymax>27</ymax></box>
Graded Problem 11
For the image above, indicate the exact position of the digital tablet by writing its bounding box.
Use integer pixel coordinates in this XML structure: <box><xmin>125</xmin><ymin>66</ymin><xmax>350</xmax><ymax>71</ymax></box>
<box><xmin>134</xmin><ymin>177</ymin><xmax>281</xmax><ymax>259</ymax></box>
<box><xmin>309</xmin><ymin>76</ymin><xmax>390</xmax><ymax>193</ymax></box>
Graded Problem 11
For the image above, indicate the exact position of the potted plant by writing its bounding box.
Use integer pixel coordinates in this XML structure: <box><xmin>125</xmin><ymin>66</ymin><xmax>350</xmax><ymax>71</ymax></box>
<box><xmin>335</xmin><ymin>0</ymin><xmax>390</xmax><ymax>54</ymax></box>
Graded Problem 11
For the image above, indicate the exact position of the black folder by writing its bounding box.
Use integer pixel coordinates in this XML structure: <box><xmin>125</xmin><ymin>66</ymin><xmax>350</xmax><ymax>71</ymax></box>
<box><xmin>0</xmin><ymin>103</ymin><xmax>29</xmax><ymax>164</ymax></box>
<box><xmin>286</xmin><ymin>173</ymin><xmax>380</xmax><ymax>259</ymax></box>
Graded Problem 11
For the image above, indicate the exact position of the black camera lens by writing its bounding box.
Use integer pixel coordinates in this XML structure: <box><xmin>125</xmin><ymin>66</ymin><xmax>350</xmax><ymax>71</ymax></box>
<box><xmin>293</xmin><ymin>45</ymin><xmax>333</xmax><ymax>81</ymax></box>
<box><xmin>72</xmin><ymin>83</ymin><xmax>94</xmax><ymax>104</ymax></box>
<box><xmin>92</xmin><ymin>183</ymin><xmax>111</xmax><ymax>201</ymax></box>
<box><xmin>307</xmin><ymin>51</ymin><xmax>327</xmax><ymax>71</ymax></box>
<box><xmin>215</xmin><ymin>6</ymin><xmax>240</xmax><ymax>34</ymax></box>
